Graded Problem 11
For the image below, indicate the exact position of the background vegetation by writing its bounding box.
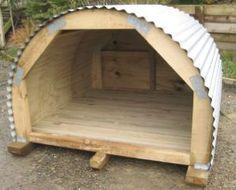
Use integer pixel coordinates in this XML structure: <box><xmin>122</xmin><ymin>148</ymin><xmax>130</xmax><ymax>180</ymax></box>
<box><xmin>222</xmin><ymin>52</ymin><xmax>236</xmax><ymax>79</ymax></box>
<box><xmin>23</xmin><ymin>0</ymin><xmax>224</xmax><ymax>22</ymax></box>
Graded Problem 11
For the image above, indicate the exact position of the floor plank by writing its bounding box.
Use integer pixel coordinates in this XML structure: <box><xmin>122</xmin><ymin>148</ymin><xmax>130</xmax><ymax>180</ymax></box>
<box><xmin>32</xmin><ymin>89</ymin><xmax>192</xmax><ymax>153</ymax></box>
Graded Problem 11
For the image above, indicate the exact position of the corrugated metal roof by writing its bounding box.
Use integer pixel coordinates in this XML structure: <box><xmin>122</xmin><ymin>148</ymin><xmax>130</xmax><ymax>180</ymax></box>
<box><xmin>8</xmin><ymin>4</ymin><xmax>222</xmax><ymax>170</ymax></box>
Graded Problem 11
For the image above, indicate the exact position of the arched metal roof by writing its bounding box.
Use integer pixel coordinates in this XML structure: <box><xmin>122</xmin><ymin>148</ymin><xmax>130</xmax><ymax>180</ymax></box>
<box><xmin>8</xmin><ymin>5</ymin><xmax>222</xmax><ymax>170</ymax></box>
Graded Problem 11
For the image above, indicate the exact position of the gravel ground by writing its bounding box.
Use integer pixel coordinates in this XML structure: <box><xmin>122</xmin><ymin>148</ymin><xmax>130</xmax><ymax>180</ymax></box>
<box><xmin>0</xmin><ymin>64</ymin><xmax>235</xmax><ymax>189</ymax></box>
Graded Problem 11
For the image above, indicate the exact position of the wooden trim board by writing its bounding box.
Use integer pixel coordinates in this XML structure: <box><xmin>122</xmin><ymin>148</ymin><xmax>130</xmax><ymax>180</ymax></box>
<box><xmin>29</xmin><ymin>132</ymin><xmax>190</xmax><ymax>165</ymax></box>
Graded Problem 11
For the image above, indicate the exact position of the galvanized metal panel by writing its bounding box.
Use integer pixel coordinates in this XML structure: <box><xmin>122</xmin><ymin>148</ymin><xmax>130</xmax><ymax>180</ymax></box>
<box><xmin>10</xmin><ymin>5</ymin><xmax>222</xmax><ymax>169</ymax></box>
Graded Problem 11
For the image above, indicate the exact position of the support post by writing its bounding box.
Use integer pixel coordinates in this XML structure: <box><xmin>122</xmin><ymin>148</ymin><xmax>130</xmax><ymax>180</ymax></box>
<box><xmin>12</xmin><ymin>80</ymin><xmax>32</xmax><ymax>141</ymax></box>
<box><xmin>195</xmin><ymin>6</ymin><xmax>205</xmax><ymax>24</ymax></box>
<box><xmin>90</xmin><ymin>152</ymin><xmax>110</xmax><ymax>170</ymax></box>
<box><xmin>191</xmin><ymin>91</ymin><xmax>213</xmax><ymax>164</ymax></box>
<box><xmin>185</xmin><ymin>166</ymin><xmax>209</xmax><ymax>186</ymax></box>
<box><xmin>0</xmin><ymin>7</ymin><xmax>6</xmax><ymax>48</ymax></box>
<box><xmin>8</xmin><ymin>142</ymin><xmax>34</xmax><ymax>156</ymax></box>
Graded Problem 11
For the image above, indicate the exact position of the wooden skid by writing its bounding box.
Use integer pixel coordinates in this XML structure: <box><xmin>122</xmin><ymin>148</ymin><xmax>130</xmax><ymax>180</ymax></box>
<box><xmin>8</xmin><ymin>142</ymin><xmax>34</xmax><ymax>156</ymax></box>
<box><xmin>90</xmin><ymin>152</ymin><xmax>110</xmax><ymax>170</ymax></box>
<box><xmin>185</xmin><ymin>166</ymin><xmax>209</xmax><ymax>186</ymax></box>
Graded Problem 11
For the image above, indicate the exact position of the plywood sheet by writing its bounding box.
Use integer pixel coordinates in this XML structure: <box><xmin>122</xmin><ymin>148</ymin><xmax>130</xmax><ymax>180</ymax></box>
<box><xmin>102</xmin><ymin>51</ymin><xmax>150</xmax><ymax>90</ymax></box>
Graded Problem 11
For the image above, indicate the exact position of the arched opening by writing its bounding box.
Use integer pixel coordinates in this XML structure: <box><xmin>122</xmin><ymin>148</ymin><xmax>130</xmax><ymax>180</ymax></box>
<box><xmin>26</xmin><ymin>29</ymin><xmax>193</xmax><ymax>164</ymax></box>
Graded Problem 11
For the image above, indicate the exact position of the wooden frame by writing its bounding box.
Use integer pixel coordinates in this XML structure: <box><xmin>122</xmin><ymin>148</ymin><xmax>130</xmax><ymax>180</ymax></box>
<box><xmin>11</xmin><ymin>9</ymin><xmax>213</xmax><ymax>186</ymax></box>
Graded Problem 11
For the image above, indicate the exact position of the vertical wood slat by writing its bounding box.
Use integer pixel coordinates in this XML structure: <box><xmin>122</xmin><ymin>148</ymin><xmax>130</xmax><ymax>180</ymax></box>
<box><xmin>0</xmin><ymin>7</ymin><xmax>5</xmax><ymax>48</ymax></box>
<box><xmin>190</xmin><ymin>92</ymin><xmax>213</xmax><ymax>164</ymax></box>
<box><xmin>12</xmin><ymin>80</ymin><xmax>32</xmax><ymax>140</ymax></box>
<box><xmin>195</xmin><ymin>6</ymin><xmax>205</xmax><ymax>24</ymax></box>
<box><xmin>92</xmin><ymin>50</ymin><xmax>103</xmax><ymax>89</ymax></box>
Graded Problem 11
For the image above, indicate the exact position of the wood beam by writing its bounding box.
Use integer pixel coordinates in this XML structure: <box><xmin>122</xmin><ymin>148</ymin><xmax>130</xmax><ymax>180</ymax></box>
<box><xmin>190</xmin><ymin>92</ymin><xmax>213</xmax><ymax>164</ymax></box>
<box><xmin>185</xmin><ymin>166</ymin><xmax>209</xmax><ymax>186</ymax></box>
<box><xmin>8</xmin><ymin>142</ymin><xmax>34</xmax><ymax>156</ymax></box>
<box><xmin>29</xmin><ymin>132</ymin><xmax>191</xmax><ymax>166</ymax></box>
<box><xmin>12</xmin><ymin>80</ymin><xmax>32</xmax><ymax>141</ymax></box>
<box><xmin>90</xmin><ymin>152</ymin><xmax>110</xmax><ymax>170</ymax></box>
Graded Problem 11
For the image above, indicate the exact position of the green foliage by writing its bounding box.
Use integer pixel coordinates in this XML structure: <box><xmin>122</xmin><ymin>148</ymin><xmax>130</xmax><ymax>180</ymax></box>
<box><xmin>0</xmin><ymin>47</ymin><xmax>19</xmax><ymax>62</ymax></box>
<box><xmin>9</xmin><ymin>19</ymin><xmax>36</xmax><ymax>45</ymax></box>
<box><xmin>25</xmin><ymin>0</ymin><xmax>77</xmax><ymax>21</ymax></box>
<box><xmin>24</xmin><ymin>0</ymin><xmax>223</xmax><ymax>22</ymax></box>
<box><xmin>24</xmin><ymin>0</ymin><xmax>174</xmax><ymax>22</ymax></box>
<box><xmin>171</xmin><ymin>0</ymin><xmax>217</xmax><ymax>3</ymax></box>
<box><xmin>25</xmin><ymin>0</ymin><xmax>51</xmax><ymax>21</ymax></box>
<box><xmin>222</xmin><ymin>52</ymin><xmax>236</xmax><ymax>79</ymax></box>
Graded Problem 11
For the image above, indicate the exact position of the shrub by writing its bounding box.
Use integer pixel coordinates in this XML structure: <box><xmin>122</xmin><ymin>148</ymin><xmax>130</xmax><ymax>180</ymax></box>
<box><xmin>222</xmin><ymin>52</ymin><xmax>236</xmax><ymax>79</ymax></box>
<box><xmin>9</xmin><ymin>19</ymin><xmax>36</xmax><ymax>45</ymax></box>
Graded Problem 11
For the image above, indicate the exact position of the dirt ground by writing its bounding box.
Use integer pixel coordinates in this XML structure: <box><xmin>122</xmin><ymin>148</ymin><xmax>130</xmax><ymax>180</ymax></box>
<box><xmin>0</xmin><ymin>68</ymin><xmax>235</xmax><ymax>190</ymax></box>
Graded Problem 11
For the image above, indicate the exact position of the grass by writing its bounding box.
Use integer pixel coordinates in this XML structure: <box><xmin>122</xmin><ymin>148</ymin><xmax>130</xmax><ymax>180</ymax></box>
<box><xmin>0</xmin><ymin>46</ymin><xmax>19</xmax><ymax>62</ymax></box>
<box><xmin>222</xmin><ymin>52</ymin><xmax>236</xmax><ymax>79</ymax></box>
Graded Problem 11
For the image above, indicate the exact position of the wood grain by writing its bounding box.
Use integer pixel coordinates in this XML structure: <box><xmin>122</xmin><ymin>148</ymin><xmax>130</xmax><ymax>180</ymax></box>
<box><xmin>31</xmin><ymin>90</ymin><xmax>192</xmax><ymax>163</ymax></box>
<box><xmin>90</xmin><ymin>152</ymin><xmax>110</xmax><ymax>170</ymax></box>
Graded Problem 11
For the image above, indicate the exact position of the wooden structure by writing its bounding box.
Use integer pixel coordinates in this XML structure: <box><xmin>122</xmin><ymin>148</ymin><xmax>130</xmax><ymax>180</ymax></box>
<box><xmin>7</xmin><ymin>5</ymin><xmax>222</xmax><ymax>186</ymax></box>
<box><xmin>175</xmin><ymin>4</ymin><xmax>236</xmax><ymax>51</ymax></box>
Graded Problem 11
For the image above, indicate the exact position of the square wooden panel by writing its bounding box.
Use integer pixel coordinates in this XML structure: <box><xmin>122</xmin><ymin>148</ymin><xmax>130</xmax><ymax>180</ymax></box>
<box><xmin>102</xmin><ymin>51</ymin><xmax>150</xmax><ymax>90</ymax></box>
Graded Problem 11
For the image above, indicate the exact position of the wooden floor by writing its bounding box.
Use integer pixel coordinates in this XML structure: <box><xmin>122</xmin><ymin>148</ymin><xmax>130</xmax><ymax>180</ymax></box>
<box><xmin>32</xmin><ymin>90</ymin><xmax>193</xmax><ymax>153</ymax></box>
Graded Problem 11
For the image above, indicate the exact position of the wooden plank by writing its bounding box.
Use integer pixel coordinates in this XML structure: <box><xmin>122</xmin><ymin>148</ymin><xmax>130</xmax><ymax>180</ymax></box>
<box><xmin>33</xmin><ymin>119</ymin><xmax>191</xmax><ymax>151</ymax></box>
<box><xmin>140</xmin><ymin>20</ymin><xmax>199</xmax><ymax>91</ymax></box>
<box><xmin>204</xmin><ymin>5</ymin><xmax>236</xmax><ymax>16</ymax></box>
<box><xmin>155</xmin><ymin>53</ymin><xmax>191</xmax><ymax>93</ymax></box>
<box><xmin>205</xmin><ymin>15</ymin><xmax>236</xmax><ymax>23</ymax></box>
<box><xmin>174</xmin><ymin>5</ymin><xmax>236</xmax><ymax>16</ymax></box>
<box><xmin>31</xmin><ymin>90</ymin><xmax>192</xmax><ymax>153</ymax></box>
<box><xmin>12</xmin><ymin>80</ymin><xmax>32</xmax><ymax>140</ymax></box>
<box><xmin>63</xmin><ymin>10</ymin><xmax>133</xmax><ymax>30</ymax></box>
<box><xmin>26</xmin><ymin>31</ymin><xmax>82</xmax><ymax>124</ymax></box>
<box><xmin>102</xmin><ymin>51</ymin><xmax>150</xmax><ymax>90</ymax></box>
<box><xmin>20</xmin><ymin>28</ymin><xmax>59</xmax><ymax>78</ymax></box>
<box><xmin>72</xmin><ymin>31</ymin><xmax>112</xmax><ymax>97</ymax></box>
<box><xmin>29</xmin><ymin>132</ymin><xmax>191</xmax><ymax>165</ymax></box>
<box><xmin>90</xmin><ymin>152</ymin><xmax>110</xmax><ymax>170</ymax></box>
<box><xmin>216</xmin><ymin>42</ymin><xmax>236</xmax><ymax>51</ymax></box>
<box><xmin>8</xmin><ymin>142</ymin><xmax>34</xmax><ymax>156</ymax></box>
<box><xmin>92</xmin><ymin>50</ymin><xmax>102</xmax><ymax>88</ymax></box>
<box><xmin>204</xmin><ymin>22</ymin><xmax>236</xmax><ymax>34</ymax></box>
<box><xmin>91</xmin><ymin>34</ymin><xmax>112</xmax><ymax>89</ymax></box>
<box><xmin>185</xmin><ymin>166</ymin><xmax>209</xmax><ymax>186</ymax></box>
<box><xmin>103</xmin><ymin>30</ymin><xmax>151</xmax><ymax>51</ymax></box>
<box><xmin>191</xmin><ymin>92</ymin><xmax>213</xmax><ymax>164</ymax></box>
<box><xmin>211</xmin><ymin>34</ymin><xmax>236</xmax><ymax>43</ymax></box>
